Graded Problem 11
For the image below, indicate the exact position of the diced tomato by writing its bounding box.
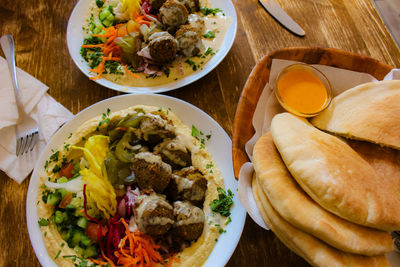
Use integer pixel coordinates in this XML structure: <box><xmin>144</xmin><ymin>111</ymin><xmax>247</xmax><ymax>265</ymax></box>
<box><xmin>86</xmin><ymin>222</ymin><xmax>108</xmax><ymax>242</ymax></box>
<box><xmin>59</xmin><ymin>162</ymin><xmax>74</xmax><ymax>178</ymax></box>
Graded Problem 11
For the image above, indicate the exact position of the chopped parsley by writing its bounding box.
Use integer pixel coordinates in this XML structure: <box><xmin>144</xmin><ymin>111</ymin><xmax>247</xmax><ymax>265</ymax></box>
<box><xmin>191</xmin><ymin>125</ymin><xmax>211</xmax><ymax>149</ymax></box>
<box><xmin>206</xmin><ymin>134</ymin><xmax>212</xmax><ymax>140</ymax></box>
<box><xmin>206</xmin><ymin>162</ymin><xmax>214</xmax><ymax>173</ymax></box>
<box><xmin>95</xmin><ymin>0</ymin><xmax>104</xmax><ymax>8</ymax></box>
<box><xmin>204</xmin><ymin>47</ymin><xmax>215</xmax><ymax>56</ymax></box>
<box><xmin>225</xmin><ymin>216</ymin><xmax>232</xmax><ymax>225</ymax></box>
<box><xmin>44</xmin><ymin>160</ymin><xmax>50</xmax><ymax>169</ymax></box>
<box><xmin>55</xmin><ymin>250</ymin><xmax>62</xmax><ymax>260</ymax></box>
<box><xmin>97</xmin><ymin>108</ymin><xmax>111</xmax><ymax>130</ymax></box>
<box><xmin>210</xmin><ymin>187</ymin><xmax>234</xmax><ymax>217</ymax></box>
<box><xmin>49</xmin><ymin>151</ymin><xmax>59</xmax><ymax>162</ymax></box>
<box><xmin>67</xmin><ymin>133</ymin><xmax>72</xmax><ymax>139</ymax></box>
<box><xmin>80</xmin><ymin>36</ymin><xmax>103</xmax><ymax>62</ymax></box>
<box><xmin>215</xmin><ymin>224</ymin><xmax>226</xmax><ymax>234</ymax></box>
<box><xmin>201</xmin><ymin>7</ymin><xmax>224</xmax><ymax>16</ymax></box>
<box><xmin>191</xmin><ymin>125</ymin><xmax>200</xmax><ymax>138</ymax></box>
<box><xmin>103</xmin><ymin>61</ymin><xmax>123</xmax><ymax>75</ymax></box>
<box><xmin>145</xmin><ymin>73</ymin><xmax>158</xmax><ymax>79</ymax></box>
<box><xmin>203</xmin><ymin>30</ymin><xmax>216</xmax><ymax>39</ymax></box>
<box><xmin>38</xmin><ymin>218</ymin><xmax>49</xmax><ymax>227</ymax></box>
<box><xmin>52</xmin><ymin>164</ymin><xmax>61</xmax><ymax>173</ymax></box>
<box><xmin>164</xmin><ymin>68</ymin><xmax>170</xmax><ymax>78</ymax></box>
<box><xmin>184</xmin><ymin>59</ymin><xmax>198</xmax><ymax>71</ymax></box>
<box><xmin>64</xmin><ymin>143</ymin><xmax>70</xmax><ymax>151</ymax></box>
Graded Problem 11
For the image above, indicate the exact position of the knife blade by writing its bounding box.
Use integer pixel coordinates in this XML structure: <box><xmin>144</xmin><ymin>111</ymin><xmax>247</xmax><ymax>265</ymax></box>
<box><xmin>259</xmin><ymin>0</ymin><xmax>305</xmax><ymax>37</ymax></box>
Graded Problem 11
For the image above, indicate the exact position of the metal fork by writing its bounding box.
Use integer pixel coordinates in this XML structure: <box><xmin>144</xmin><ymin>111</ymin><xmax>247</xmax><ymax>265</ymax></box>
<box><xmin>0</xmin><ymin>34</ymin><xmax>39</xmax><ymax>156</ymax></box>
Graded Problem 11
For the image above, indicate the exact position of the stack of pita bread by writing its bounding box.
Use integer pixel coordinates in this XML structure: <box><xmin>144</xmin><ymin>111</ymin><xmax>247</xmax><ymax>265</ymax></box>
<box><xmin>252</xmin><ymin>80</ymin><xmax>400</xmax><ymax>266</ymax></box>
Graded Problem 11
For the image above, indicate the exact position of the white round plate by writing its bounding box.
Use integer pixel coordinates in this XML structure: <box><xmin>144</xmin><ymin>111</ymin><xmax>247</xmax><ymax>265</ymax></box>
<box><xmin>27</xmin><ymin>94</ymin><xmax>246</xmax><ymax>267</ymax></box>
<box><xmin>66</xmin><ymin>0</ymin><xmax>237</xmax><ymax>93</ymax></box>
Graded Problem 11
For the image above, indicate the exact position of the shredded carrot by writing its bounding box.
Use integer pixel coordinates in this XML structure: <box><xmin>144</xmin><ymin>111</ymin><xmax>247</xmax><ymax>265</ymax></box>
<box><xmin>90</xmin><ymin>258</ymin><xmax>109</xmax><ymax>266</ymax></box>
<box><xmin>136</xmin><ymin>19</ymin><xmax>150</xmax><ymax>26</ymax></box>
<box><xmin>81</xmin><ymin>44</ymin><xmax>104</xmax><ymax>48</ymax></box>
<box><xmin>116</xmin><ymin>219</ymin><xmax>164</xmax><ymax>267</ymax></box>
<box><xmin>166</xmin><ymin>254</ymin><xmax>180</xmax><ymax>267</ymax></box>
<box><xmin>124</xmin><ymin>66</ymin><xmax>139</xmax><ymax>79</ymax></box>
<box><xmin>101</xmin><ymin>248</ymin><xmax>116</xmax><ymax>267</ymax></box>
<box><xmin>43</xmin><ymin>203</ymin><xmax>55</xmax><ymax>208</ymax></box>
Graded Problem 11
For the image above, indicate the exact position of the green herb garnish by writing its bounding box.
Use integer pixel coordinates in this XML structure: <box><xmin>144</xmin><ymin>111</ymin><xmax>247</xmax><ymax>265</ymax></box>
<box><xmin>95</xmin><ymin>0</ymin><xmax>104</xmax><ymax>8</ymax></box>
<box><xmin>201</xmin><ymin>7</ymin><xmax>224</xmax><ymax>16</ymax></box>
<box><xmin>38</xmin><ymin>218</ymin><xmax>49</xmax><ymax>227</ymax></box>
<box><xmin>52</xmin><ymin>164</ymin><xmax>61</xmax><ymax>173</ymax></box>
<box><xmin>204</xmin><ymin>47</ymin><xmax>215</xmax><ymax>56</ymax></box>
<box><xmin>164</xmin><ymin>68</ymin><xmax>170</xmax><ymax>78</ymax></box>
<box><xmin>184</xmin><ymin>59</ymin><xmax>198</xmax><ymax>71</ymax></box>
<box><xmin>210</xmin><ymin>187</ymin><xmax>234</xmax><ymax>217</ymax></box>
<box><xmin>191</xmin><ymin>125</ymin><xmax>200</xmax><ymax>139</ymax></box>
<box><xmin>97</xmin><ymin>108</ymin><xmax>111</xmax><ymax>130</ymax></box>
<box><xmin>203</xmin><ymin>31</ymin><xmax>216</xmax><ymax>39</ymax></box>
<box><xmin>49</xmin><ymin>151</ymin><xmax>59</xmax><ymax>162</ymax></box>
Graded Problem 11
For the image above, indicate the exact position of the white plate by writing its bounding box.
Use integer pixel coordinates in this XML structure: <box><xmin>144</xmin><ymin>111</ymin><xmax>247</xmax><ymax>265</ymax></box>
<box><xmin>27</xmin><ymin>94</ymin><xmax>246</xmax><ymax>267</ymax></box>
<box><xmin>66</xmin><ymin>0</ymin><xmax>237</xmax><ymax>93</ymax></box>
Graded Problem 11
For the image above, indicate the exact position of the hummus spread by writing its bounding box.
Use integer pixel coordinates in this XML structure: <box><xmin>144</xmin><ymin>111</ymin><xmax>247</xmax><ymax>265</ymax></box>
<box><xmin>37</xmin><ymin>105</ymin><xmax>228</xmax><ymax>266</ymax></box>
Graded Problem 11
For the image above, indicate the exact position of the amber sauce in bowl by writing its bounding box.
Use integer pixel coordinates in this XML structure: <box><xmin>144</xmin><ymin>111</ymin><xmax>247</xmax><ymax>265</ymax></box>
<box><xmin>274</xmin><ymin>64</ymin><xmax>332</xmax><ymax>117</ymax></box>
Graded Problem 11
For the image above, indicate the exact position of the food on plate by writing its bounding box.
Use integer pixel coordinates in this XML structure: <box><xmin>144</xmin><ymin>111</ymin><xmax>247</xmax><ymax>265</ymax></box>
<box><xmin>36</xmin><ymin>105</ymin><xmax>233</xmax><ymax>266</ymax></box>
<box><xmin>252</xmin><ymin>132</ymin><xmax>393</xmax><ymax>256</ymax></box>
<box><xmin>274</xmin><ymin>64</ymin><xmax>331</xmax><ymax>117</ymax></box>
<box><xmin>270</xmin><ymin>112</ymin><xmax>400</xmax><ymax>231</ymax></box>
<box><xmin>251</xmin><ymin>177</ymin><xmax>391</xmax><ymax>267</ymax></box>
<box><xmin>311</xmin><ymin>80</ymin><xmax>400</xmax><ymax>149</ymax></box>
<box><xmin>80</xmin><ymin>0</ymin><xmax>231</xmax><ymax>86</ymax></box>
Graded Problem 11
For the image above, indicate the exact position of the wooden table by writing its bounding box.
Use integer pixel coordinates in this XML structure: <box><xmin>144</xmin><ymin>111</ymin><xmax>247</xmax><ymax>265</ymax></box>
<box><xmin>0</xmin><ymin>0</ymin><xmax>399</xmax><ymax>266</ymax></box>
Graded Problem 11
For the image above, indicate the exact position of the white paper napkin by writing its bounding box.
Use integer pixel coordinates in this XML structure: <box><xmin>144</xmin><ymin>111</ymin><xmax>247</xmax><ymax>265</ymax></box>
<box><xmin>0</xmin><ymin>56</ymin><xmax>74</xmax><ymax>183</ymax></box>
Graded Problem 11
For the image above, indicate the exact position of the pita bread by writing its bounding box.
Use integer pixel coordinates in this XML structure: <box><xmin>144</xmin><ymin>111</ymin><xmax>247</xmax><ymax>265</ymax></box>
<box><xmin>251</xmin><ymin>177</ymin><xmax>390</xmax><ymax>267</ymax></box>
<box><xmin>252</xmin><ymin>132</ymin><xmax>393</xmax><ymax>255</ymax></box>
<box><xmin>270</xmin><ymin>112</ymin><xmax>400</xmax><ymax>231</ymax></box>
<box><xmin>311</xmin><ymin>80</ymin><xmax>400</xmax><ymax>150</ymax></box>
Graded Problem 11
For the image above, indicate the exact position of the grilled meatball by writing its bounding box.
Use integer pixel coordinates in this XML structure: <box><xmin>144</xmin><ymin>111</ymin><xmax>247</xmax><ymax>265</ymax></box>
<box><xmin>150</xmin><ymin>0</ymin><xmax>166</xmax><ymax>10</ymax></box>
<box><xmin>176</xmin><ymin>25</ymin><xmax>202</xmax><ymax>57</ymax></box>
<box><xmin>165</xmin><ymin>167</ymin><xmax>207</xmax><ymax>206</ymax></box>
<box><xmin>148</xmin><ymin>32</ymin><xmax>178</xmax><ymax>63</ymax></box>
<box><xmin>135</xmin><ymin>193</ymin><xmax>174</xmax><ymax>235</ymax></box>
<box><xmin>160</xmin><ymin>0</ymin><xmax>188</xmax><ymax>29</ymax></box>
<box><xmin>176</xmin><ymin>0</ymin><xmax>199</xmax><ymax>13</ymax></box>
<box><xmin>131</xmin><ymin>152</ymin><xmax>172</xmax><ymax>193</ymax></box>
<box><xmin>153</xmin><ymin>138</ymin><xmax>191</xmax><ymax>169</ymax></box>
<box><xmin>140</xmin><ymin>113</ymin><xmax>176</xmax><ymax>143</ymax></box>
<box><xmin>188</xmin><ymin>14</ymin><xmax>205</xmax><ymax>34</ymax></box>
<box><xmin>172</xmin><ymin>201</ymin><xmax>205</xmax><ymax>241</ymax></box>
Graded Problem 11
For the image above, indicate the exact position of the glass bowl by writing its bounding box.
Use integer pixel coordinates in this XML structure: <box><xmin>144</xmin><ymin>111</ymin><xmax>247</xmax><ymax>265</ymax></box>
<box><xmin>274</xmin><ymin>63</ymin><xmax>332</xmax><ymax>117</ymax></box>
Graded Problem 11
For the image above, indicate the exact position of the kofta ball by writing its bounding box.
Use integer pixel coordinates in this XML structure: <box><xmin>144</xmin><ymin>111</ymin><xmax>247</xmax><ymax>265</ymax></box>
<box><xmin>131</xmin><ymin>152</ymin><xmax>172</xmax><ymax>193</ymax></box>
<box><xmin>176</xmin><ymin>0</ymin><xmax>199</xmax><ymax>13</ymax></box>
<box><xmin>159</xmin><ymin>0</ymin><xmax>188</xmax><ymax>29</ymax></box>
<box><xmin>139</xmin><ymin>112</ymin><xmax>176</xmax><ymax>143</ymax></box>
<box><xmin>172</xmin><ymin>200</ymin><xmax>205</xmax><ymax>241</ymax></box>
<box><xmin>148</xmin><ymin>32</ymin><xmax>178</xmax><ymax>63</ymax></box>
<box><xmin>150</xmin><ymin>0</ymin><xmax>166</xmax><ymax>10</ymax></box>
<box><xmin>153</xmin><ymin>138</ymin><xmax>192</xmax><ymax>169</ymax></box>
<box><xmin>188</xmin><ymin>14</ymin><xmax>205</xmax><ymax>34</ymax></box>
<box><xmin>165</xmin><ymin>167</ymin><xmax>207</xmax><ymax>206</ymax></box>
<box><xmin>135</xmin><ymin>193</ymin><xmax>174</xmax><ymax>235</ymax></box>
<box><xmin>176</xmin><ymin>25</ymin><xmax>203</xmax><ymax>57</ymax></box>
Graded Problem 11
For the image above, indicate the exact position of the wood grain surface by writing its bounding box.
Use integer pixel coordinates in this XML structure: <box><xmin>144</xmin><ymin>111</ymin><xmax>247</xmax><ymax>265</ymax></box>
<box><xmin>0</xmin><ymin>0</ymin><xmax>399</xmax><ymax>266</ymax></box>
